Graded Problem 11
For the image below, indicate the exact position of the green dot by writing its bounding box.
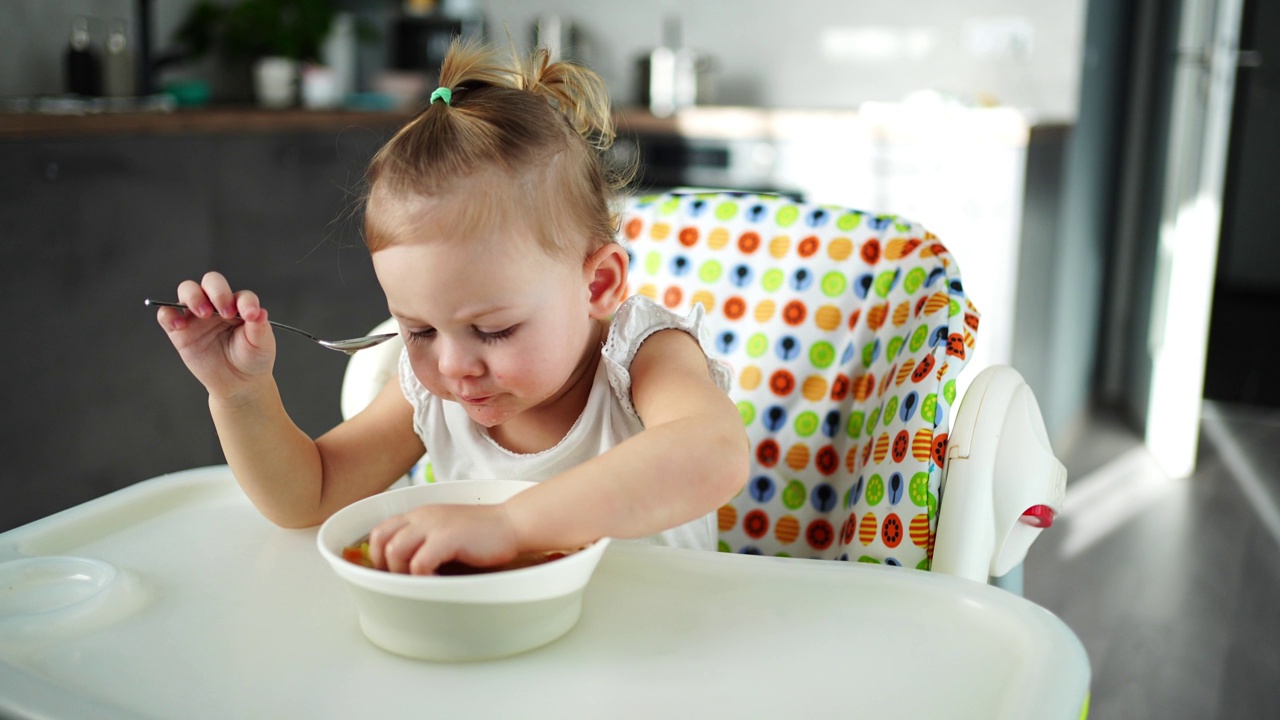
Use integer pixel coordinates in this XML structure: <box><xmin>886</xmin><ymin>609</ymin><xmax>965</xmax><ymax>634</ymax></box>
<box><xmin>867</xmin><ymin>406</ymin><xmax>881</xmax><ymax>432</ymax></box>
<box><xmin>894</xmin><ymin>220</ymin><xmax>910</xmax><ymax>232</ymax></box>
<box><xmin>660</xmin><ymin>197</ymin><xmax>681</xmax><ymax>215</ymax></box>
<box><xmin>425</xmin><ymin>462</ymin><xmax>436</xmax><ymax>483</ymax></box>
<box><xmin>821</xmin><ymin>271</ymin><xmax>847</xmax><ymax>297</ymax></box>
<box><xmin>715</xmin><ymin>201</ymin><xmax>739</xmax><ymax>221</ymax></box>
<box><xmin>761</xmin><ymin>268</ymin><xmax>784</xmax><ymax>292</ymax></box>
<box><xmin>874</xmin><ymin>269</ymin><xmax>899</xmax><ymax>298</ymax></box>
<box><xmin>904</xmin><ymin>267</ymin><xmax>926</xmax><ymax>294</ymax></box>
<box><xmin>909</xmin><ymin>472</ymin><xmax>930</xmax><ymax>506</ymax></box>
<box><xmin>916</xmin><ymin>557</ymin><xmax>931</xmax><ymax>571</ymax></box>
<box><xmin>776</xmin><ymin>205</ymin><xmax>799</xmax><ymax>227</ymax></box>
<box><xmin>884</xmin><ymin>396</ymin><xmax>899</xmax><ymax>422</ymax></box>
<box><xmin>718</xmin><ymin>539</ymin><xmax>732</xmax><ymax>553</ymax></box>
<box><xmin>737</xmin><ymin>401</ymin><xmax>756</xmax><ymax>427</ymax></box>
<box><xmin>921</xmin><ymin>394</ymin><xmax>938</xmax><ymax>424</ymax></box>
<box><xmin>857</xmin><ymin>555</ymin><xmax>882</xmax><ymax>564</ymax></box>
<box><xmin>909</xmin><ymin>324</ymin><xmax>929</xmax><ymax>353</ymax></box>
<box><xmin>866</xmin><ymin>474</ymin><xmax>885</xmax><ymax>505</ymax></box>
<box><xmin>837</xmin><ymin>212</ymin><xmax>862</xmax><ymax>231</ymax></box>
<box><xmin>746</xmin><ymin>333</ymin><xmax>769</xmax><ymax>358</ymax></box>
<box><xmin>861</xmin><ymin>342</ymin><xmax>877</xmax><ymax>368</ymax></box>
<box><xmin>943</xmin><ymin>379</ymin><xmax>957</xmax><ymax>405</ymax></box>
<box><xmin>644</xmin><ymin>250</ymin><xmax>662</xmax><ymax>275</ymax></box>
<box><xmin>794</xmin><ymin>411</ymin><xmax>819</xmax><ymax>437</ymax></box>
<box><xmin>886</xmin><ymin>336</ymin><xmax>904</xmax><ymax>362</ymax></box>
<box><xmin>846</xmin><ymin>411</ymin><xmax>865</xmax><ymax>439</ymax></box>
<box><xmin>949</xmin><ymin>299</ymin><xmax>961</xmax><ymax>317</ymax></box>
<box><xmin>810</xmin><ymin>341</ymin><xmax>836</xmax><ymax>369</ymax></box>
<box><xmin>927</xmin><ymin>491</ymin><xmax>938</xmax><ymax>518</ymax></box>
<box><xmin>699</xmin><ymin>260</ymin><xmax>723</xmax><ymax>284</ymax></box>
<box><xmin>782</xmin><ymin>480</ymin><xmax>807</xmax><ymax>510</ymax></box>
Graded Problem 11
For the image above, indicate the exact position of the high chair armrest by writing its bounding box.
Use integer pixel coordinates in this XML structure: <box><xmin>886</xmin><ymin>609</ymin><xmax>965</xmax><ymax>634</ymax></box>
<box><xmin>931</xmin><ymin>365</ymin><xmax>1067</xmax><ymax>583</ymax></box>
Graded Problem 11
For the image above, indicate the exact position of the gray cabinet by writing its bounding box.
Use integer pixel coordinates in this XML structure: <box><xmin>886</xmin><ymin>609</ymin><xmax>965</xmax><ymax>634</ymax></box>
<box><xmin>0</xmin><ymin>126</ymin><xmax>393</xmax><ymax>531</ymax></box>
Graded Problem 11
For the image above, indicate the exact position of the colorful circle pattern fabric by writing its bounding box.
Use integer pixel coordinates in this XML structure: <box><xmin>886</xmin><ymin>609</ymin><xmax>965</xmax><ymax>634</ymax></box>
<box><xmin>620</xmin><ymin>192</ymin><xmax>979</xmax><ymax>570</ymax></box>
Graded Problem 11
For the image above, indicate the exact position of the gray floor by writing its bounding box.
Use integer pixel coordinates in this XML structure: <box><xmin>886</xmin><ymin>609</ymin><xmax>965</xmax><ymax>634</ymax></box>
<box><xmin>1024</xmin><ymin>401</ymin><xmax>1280</xmax><ymax>719</ymax></box>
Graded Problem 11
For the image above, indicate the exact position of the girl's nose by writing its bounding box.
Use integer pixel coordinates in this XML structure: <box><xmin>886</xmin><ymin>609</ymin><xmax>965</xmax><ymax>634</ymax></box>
<box><xmin>436</xmin><ymin>338</ymin><xmax>484</xmax><ymax>379</ymax></box>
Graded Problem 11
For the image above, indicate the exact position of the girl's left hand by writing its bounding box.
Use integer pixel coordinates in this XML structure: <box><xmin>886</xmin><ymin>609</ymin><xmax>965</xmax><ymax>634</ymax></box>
<box><xmin>366</xmin><ymin>503</ymin><xmax>520</xmax><ymax>575</ymax></box>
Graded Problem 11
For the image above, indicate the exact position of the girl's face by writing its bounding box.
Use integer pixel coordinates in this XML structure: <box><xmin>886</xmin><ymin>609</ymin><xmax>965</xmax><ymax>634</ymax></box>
<box><xmin>370</xmin><ymin>191</ymin><xmax>611</xmax><ymax>435</ymax></box>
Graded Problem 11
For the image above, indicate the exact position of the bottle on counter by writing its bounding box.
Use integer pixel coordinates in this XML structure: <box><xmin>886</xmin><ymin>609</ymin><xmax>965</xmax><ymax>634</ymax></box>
<box><xmin>65</xmin><ymin>16</ymin><xmax>101</xmax><ymax>96</ymax></box>
<box><xmin>103</xmin><ymin>19</ymin><xmax>135</xmax><ymax>97</ymax></box>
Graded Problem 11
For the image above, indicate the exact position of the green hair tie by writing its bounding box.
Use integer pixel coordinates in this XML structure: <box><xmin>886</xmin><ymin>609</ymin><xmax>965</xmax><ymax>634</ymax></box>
<box><xmin>430</xmin><ymin>87</ymin><xmax>452</xmax><ymax>106</ymax></box>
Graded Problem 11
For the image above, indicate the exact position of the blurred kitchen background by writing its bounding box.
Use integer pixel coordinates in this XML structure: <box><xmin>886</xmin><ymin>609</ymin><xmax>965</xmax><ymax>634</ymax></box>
<box><xmin>1</xmin><ymin>1</ymin><xmax>1277</xmax><ymax>716</ymax></box>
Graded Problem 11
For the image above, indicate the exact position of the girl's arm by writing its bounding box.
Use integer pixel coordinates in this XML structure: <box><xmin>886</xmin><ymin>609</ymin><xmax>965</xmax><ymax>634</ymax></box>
<box><xmin>368</xmin><ymin>327</ymin><xmax>748</xmax><ymax>574</ymax></box>
<box><xmin>160</xmin><ymin>273</ymin><xmax>423</xmax><ymax>528</ymax></box>
<box><xmin>506</xmin><ymin>327</ymin><xmax>749</xmax><ymax>548</ymax></box>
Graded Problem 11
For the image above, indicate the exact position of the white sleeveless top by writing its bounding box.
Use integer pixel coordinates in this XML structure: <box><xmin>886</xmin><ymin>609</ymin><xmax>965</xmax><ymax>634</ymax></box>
<box><xmin>398</xmin><ymin>295</ymin><xmax>733</xmax><ymax>550</ymax></box>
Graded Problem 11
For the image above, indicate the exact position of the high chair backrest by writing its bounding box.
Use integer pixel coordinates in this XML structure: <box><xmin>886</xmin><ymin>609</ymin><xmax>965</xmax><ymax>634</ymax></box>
<box><xmin>618</xmin><ymin>192</ymin><xmax>978</xmax><ymax>569</ymax></box>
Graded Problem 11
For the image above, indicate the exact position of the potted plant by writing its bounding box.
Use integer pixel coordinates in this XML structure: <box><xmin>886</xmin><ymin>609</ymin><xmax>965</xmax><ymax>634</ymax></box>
<box><xmin>173</xmin><ymin>0</ymin><xmax>337</xmax><ymax>108</ymax></box>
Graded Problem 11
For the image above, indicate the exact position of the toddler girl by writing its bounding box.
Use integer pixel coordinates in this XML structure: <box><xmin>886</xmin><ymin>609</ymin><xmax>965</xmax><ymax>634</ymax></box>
<box><xmin>155</xmin><ymin>40</ymin><xmax>748</xmax><ymax>575</ymax></box>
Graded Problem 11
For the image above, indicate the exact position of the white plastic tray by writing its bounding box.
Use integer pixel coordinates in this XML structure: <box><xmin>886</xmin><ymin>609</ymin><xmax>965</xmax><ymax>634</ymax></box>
<box><xmin>0</xmin><ymin>466</ymin><xmax>1089</xmax><ymax>719</ymax></box>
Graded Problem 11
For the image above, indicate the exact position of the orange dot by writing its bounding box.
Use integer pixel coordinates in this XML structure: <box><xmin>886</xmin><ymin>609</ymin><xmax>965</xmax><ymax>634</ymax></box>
<box><xmin>892</xmin><ymin>301</ymin><xmax>911</xmax><ymax>327</ymax></box>
<box><xmin>663</xmin><ymin>286</ymin><xmax>683</xmax><ymax>309</ymax></box>
<box><xmin>873</xmin><ymin>433</ymin><xmax>890</xmax><ymax>463</ymax></box>
<box><xmin>708</xmin><ymin>227</ymin><xmax>730</xmax><ymax>250</ymax></box>
<box><xmin>895</xmin><ymin>360</ymin><xmax>916</xmax><ymax>386</ymax></box>
<box><xmin>691</xmin><ymin>290</ymin><xmax>715</xmax><ymax>313</ymax></box>
<box><xmin>739</xmin><ymin>366</ymin><xmax>762</xmax><ymax>390</ymax></box>
<box><xmin>637</xmin><ymin>283</ymin><xmax>658</xmax><ymax>301</ymax></box>
<box><xmin>770</xmin><ymin>369</ymin><xmax>796</xmax><ymax>396</ymax></box>
<box><xmin>858</xmin><ymin>513</ymin><xmax>878</xmax><ymax>546</ymax></box>
<box><xmin>738</xmin><ymin>231</ymin><xmax>761</xmax><ymax>253</ymax></box>
<box><xmin>754</xmin><ymin>299</ymin><xmax>776</xmax><ymax>323</ymax></box>
<box><xmin>718</xmin><ymin>504</ymin><xmax>738</xmax><ymax>532</ymax></box>
<box><xmin>909</xmin><ymin>514</ymin><xmax>931</xmax><ymax>547</ymax></box>
<box><xmin>802</xmin><ymin>375</ymin><xmax>829</xmax><ymax>402</ymax></box>
<box><xmin>775</xmin><ymin>515</ymin><xmax>800</xmax><ymax>545</ymax></box>
<box><xmin>650</xmin><ymin>222</ymin><xmax>671</xmax><ymax>240</ymax></box>
<box><xmin>624</xmin><ymin>217</ymin><xmax>643</xmax><ymax>240</ymax></box>
<box><xmin>867</xmin><ymin>303</ymin><xmax>888</xmax><ymax>330</ymax></box>
<box><xmin>828</xmin><ymin>237</ymin><xmax>853</xmax><ymax>260</ymax></box>
<box><xmin>723</xmin><ymin>296</ymin><xmax>747</xmax><ymax>321</ymax></box>
<box><xmin>678</xmin><ymin>226</ymin><xmax>699</xmax><ymax>247</ymax></box>
<box><xmin>911</xmin><ymin>428</ymin><xmax>933</xmax><ymax>462</ymax></box>
<box><xmin>861</xmin><ymin>239</ymin><xmax>881</xmax><ymax>264</ymax></box>
<box><xmin>815</xmin><ymin>305</ymin><xmax>842</xmax><ymax>331</ymax></box>
<box><xmin>798</xmin><ymin>235</ymin><xmax>820</xmax><ymax>257</ymax></box>
<box><xmin>770</xmin><ymin>235</ymin><xmax>791</xmax><ymax>258</ymax></box>
<box><xmin>783</xmin><ymin>300</ymin><xmax>807</xmax><ymax>326</ymax></box>
<box><xmin>785</xmin><ymin>443</ymin><xmax>811</xmax><ymax>471</ymax></box>
<box><xmin>924</xmin><ymin>292</ymin><xmax>949</xmax><ymax>316</ymax></box>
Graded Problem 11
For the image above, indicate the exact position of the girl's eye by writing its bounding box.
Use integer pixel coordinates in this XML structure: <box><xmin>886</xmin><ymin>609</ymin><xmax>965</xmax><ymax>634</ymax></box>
<box><xmin>406</xmin><ymin>328</ymin><xmax>436</xmax><ymax>344</ymax></box>
<box><xmin>475</xmin><ymin>325</ymin><xmax>516</xmax><ymax>344</ymax></box>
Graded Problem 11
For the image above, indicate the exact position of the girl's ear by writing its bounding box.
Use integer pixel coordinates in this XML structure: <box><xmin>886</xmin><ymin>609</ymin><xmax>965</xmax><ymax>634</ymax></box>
<box><xmin>583</xmin><ymin>243</ymin><xmax>629</xmax><ymax>319</ymax></box>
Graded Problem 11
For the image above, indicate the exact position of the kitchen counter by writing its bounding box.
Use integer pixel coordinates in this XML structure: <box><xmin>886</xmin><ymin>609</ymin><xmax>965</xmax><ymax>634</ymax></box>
<box><xmin>0</xmin><ymin>107</ymin><xmax>413</xmax><ymax>138</ymax></box>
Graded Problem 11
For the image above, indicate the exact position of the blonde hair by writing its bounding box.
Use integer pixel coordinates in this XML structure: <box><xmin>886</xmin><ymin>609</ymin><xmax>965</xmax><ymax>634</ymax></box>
<box><xmin>364</xmin><ymin>39</ymin><xmax>632</xmax><ymax>258</ymax></box>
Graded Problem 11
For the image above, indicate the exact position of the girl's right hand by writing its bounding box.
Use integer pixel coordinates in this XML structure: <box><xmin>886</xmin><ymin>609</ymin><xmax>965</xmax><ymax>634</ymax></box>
<box><xmin>155</xmin><ymin>272</ymin><xmax>277</xmax><ymax>401</ymax></box>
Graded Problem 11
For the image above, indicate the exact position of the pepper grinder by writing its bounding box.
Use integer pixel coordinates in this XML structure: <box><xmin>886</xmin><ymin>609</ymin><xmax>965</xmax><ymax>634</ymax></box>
<box><xmin>65</xmin><ymin>16</ymin><xmax>101</xmax><ymax>96</ymax></box>
<box><xmin>103</xmin><ymin>19</ymin><xmax>135</xmax><ymax>97</ymax></box>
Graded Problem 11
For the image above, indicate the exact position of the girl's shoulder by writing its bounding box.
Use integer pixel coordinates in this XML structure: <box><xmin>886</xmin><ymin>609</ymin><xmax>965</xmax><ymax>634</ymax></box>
<box><xmin>601</xmin><ymin>296</ymin><xmax>732</xmax><ymax>419</ymax></box>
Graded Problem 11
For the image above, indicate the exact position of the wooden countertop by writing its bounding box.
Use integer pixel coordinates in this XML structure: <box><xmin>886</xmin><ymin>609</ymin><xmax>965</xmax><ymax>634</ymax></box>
<box><xmin>0</xmin><ymin>107</ymin><xmax>414</xmax><ymax>139</ymax></box>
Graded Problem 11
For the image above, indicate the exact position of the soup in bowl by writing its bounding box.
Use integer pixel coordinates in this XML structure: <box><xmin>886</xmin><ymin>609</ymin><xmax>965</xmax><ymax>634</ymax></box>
<box><xmin>317</xmin><ymin>480</ymin><xmax>611</xmax><ymax>661</ymax></box>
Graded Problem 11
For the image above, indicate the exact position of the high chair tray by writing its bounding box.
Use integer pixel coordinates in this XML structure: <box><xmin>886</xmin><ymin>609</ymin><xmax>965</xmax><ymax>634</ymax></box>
<box><xmin>0</xmin><ymin>466</ymin><xmax>1089</xmax><ymax>719</ymax></box>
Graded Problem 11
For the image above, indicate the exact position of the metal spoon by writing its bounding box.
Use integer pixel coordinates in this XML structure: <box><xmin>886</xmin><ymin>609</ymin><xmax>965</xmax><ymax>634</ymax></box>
<box><xmin>145</xmin><ymin>299</ymin><xmax>398</xmax><ymax>355</ymax></box>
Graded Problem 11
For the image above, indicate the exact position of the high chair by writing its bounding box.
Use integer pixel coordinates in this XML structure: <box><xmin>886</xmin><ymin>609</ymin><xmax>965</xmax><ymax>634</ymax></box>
<box><xmin>340</xmin><ymin>191</ymin><xmax>1067</xmax><ymax>585</ymax></box>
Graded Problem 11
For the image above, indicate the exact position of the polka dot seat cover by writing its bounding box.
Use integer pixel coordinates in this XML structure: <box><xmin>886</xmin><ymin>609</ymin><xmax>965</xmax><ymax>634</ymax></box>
<box><xmin>619</xmin><ymin>192</ymin><xmax>979</xmax><ymax>569</ymax></box>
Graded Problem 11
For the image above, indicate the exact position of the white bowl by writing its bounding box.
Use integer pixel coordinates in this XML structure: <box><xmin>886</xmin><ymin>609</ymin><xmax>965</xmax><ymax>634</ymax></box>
<box><xmin>317</xmin><ymin>480</ymin><xmax>611</xmax><ymax>661</ymax></box>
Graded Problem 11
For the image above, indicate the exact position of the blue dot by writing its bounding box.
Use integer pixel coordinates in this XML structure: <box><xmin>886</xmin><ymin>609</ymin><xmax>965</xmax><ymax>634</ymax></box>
<box><xmin>869</xmin><ymin>215</ymin><xmax>894</xmax><ymax>230</ymax></box>
<box><xmin>930</xmin><ymin>325</ymin><xmax>948</xmax><ymax>348</ymax></box>
<box><xmin>689</xmin><ymin>199</ymin><xmax>709</xmax><ymax>217</ymax></box>
<box><xmin>730</xmin><ymin>264</ymin><xmax>754</xmax><ymax>288</ymax></box>
<box><xmin>925</xmin><ymin>267</ymin><xmax>946</xmax><ymax>287</ymax></box>
<box><xmin>670</xmin><ymin>255</ymin><xmax>691</xmax><ymax>276</ymax></box>
<box><xmin>763</xmin><ymin>406</ymin><xmax>788</xmax><ymax>432</ymax></box>
<box><xmin>790</xmin><ymin>268</ymin><xmax>813</xmax><ymax>291</ymax></box>
<box><xmin>900</xmin><ymin>391</ymin><xmax>919</xmax><ymax>422</ymax></box>
<box><xmin>717</xmin><ymin>331</ymin><xmax>738</xmax><ymax>355</ymax></box>
<box><xmin>806</xmin><ymin>208</ymin><xmax>829</xmax><ymax>227</ymax></box>
<box><xmin>747</xmin><ymin>203</ymin><xmax>769</xmax><ymax>222</ymax></box>
<box><xmin>739</xmin><ymin>546</ymin><xmax>764</xmax><ymax>555</ymax></box>
<box><xmin>822</xmin><ymin>410</ymin><xmax>841</xmax><ymax>438</ymax></box>
<box><xmin>776</xmin><ymin>335</ymin><xmax>801</xmax><ymax>361</ymax></box>
<box><xmin>949</xmin><ymin>278</ymin><xmax>964</xmax><ymax>296</ymax></box>
<box><xmin>854</xmin><ymin>273</ymin><xmax>874</xmax><ymax>299</ymax></box>
<box><xmin>887</xmin><ymin>472</ymin><xmax>904</xmax><ymax>504</ymax></box>
<box><xmin>811</xmin><ymin>483</ymin><xmax>838</xmax><ymax>512</ymax></box>
<box><xmin>848</xmin><ymin>475</ymin><xmax>865</xmax><ymax>506</ymax></box>
<box><xmin>865</xmin><ymin>338</ymin><xmax>881</xmax><ymax>364</ymax></box>
<box><xmin>749</xmin><ymin>475</ymin><xmax>776</xmax><ymax>503</ymax></box>
<box><xmin>884</xmin><ymin>557</ymin><xmax>902</xmax><ymax>567</ymax></box>
<box><xmin>841</xmin><ymin>342</ymin><xmax>856</xmax><ymax>364</ymax></box>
